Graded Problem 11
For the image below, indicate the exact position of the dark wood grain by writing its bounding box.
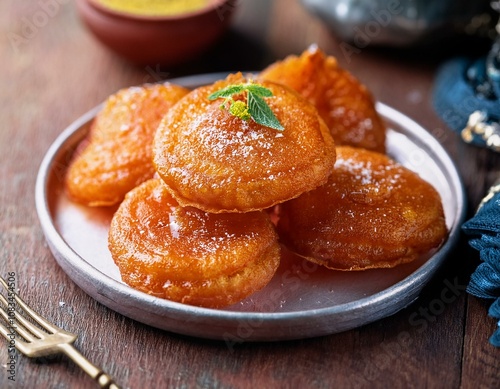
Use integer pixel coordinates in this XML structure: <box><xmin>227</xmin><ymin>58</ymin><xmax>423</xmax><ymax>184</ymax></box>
<box><xmin>1</xmin><ymin>1</ymin><xmax>500</xmax><ymax>388</ymax></box>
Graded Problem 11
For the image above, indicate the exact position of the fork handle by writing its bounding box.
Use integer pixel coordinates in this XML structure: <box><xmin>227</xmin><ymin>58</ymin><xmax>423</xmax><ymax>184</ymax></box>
<box><xmin>58</xmin><ymin>343</ymin><xmax>121</xmax><ymax>388</ymax></box>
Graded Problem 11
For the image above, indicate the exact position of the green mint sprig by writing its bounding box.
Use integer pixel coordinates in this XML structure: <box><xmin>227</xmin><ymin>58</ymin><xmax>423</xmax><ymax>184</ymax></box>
<box><xmin>208</xmin><ymin>83</ymin><xmax>284</xmax><ymax>131</ymax></box>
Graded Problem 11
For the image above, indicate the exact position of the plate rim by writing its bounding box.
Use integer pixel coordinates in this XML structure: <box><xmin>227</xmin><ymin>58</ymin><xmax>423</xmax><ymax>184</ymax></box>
<box><xmin>35</xmin><ymin>72</ymin><xmax>467</xmax><ymax>341</ymax></box>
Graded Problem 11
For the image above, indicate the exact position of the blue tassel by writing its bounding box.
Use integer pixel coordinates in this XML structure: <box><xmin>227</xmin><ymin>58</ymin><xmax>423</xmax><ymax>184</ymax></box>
<box><xmin>489</xmin><ymin>321</ymin><xmax>500</xmax><ymax>347</ymax></box>
<box><xmin>489</xmin><ymin>298</ymin><xmax>500</xmax><ymax>319</ymax></box>
<box><xmin>461</xmin><ymin>191</ymin><xmax>500</xmax><ymax>347</ymax></box>
<box><xmin>466</xmin><ymin>262</ymin><xmax>500</xmax><ymax>298</ymax></box>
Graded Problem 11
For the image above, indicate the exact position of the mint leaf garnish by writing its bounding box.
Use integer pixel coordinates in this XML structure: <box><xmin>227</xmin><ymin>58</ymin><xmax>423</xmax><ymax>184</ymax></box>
<box><xmin>248</xmin><ymin>91</ymin><xmax>284</xmax><ymax>130</ymax></box>
<box><xmin>245</xmin><ymin>84</ymin><xmax>273</xmax><ymax>97</ymax></box>
<box><xmin>208</xmin><ymin>82</ymin><xmax>284</xmax><ymax>131</ymax></box>
<box><xmin>208</xmin><ymin>85</ymin><xmax>246</xmax><ymax>100</ymax></box>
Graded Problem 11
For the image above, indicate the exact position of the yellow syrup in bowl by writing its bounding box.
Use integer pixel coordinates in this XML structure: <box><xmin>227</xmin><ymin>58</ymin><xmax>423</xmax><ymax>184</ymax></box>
<box><xmin>94</xmin><ymin>0</ymin><xmax>210</xmax><ymax>17</ymax></box>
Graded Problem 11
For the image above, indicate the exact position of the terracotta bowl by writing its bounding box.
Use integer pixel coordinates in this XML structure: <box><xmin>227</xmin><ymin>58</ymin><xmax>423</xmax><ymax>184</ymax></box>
<box><xmin>75</xmin><ymin>0</ymin><xmax>238</xmax><ymax>67</ymax></box>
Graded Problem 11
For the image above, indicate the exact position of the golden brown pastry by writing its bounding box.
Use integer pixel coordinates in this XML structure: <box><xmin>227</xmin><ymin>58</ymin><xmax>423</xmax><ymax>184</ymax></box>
<box><xmin>276</xmin><ymin>146</ymin><xmax>448</xmax><ymax>270</ymax></box>
<box><xmin>65</xmin><ymin>82</ymin><xmax>189</xmax><ymax>207</ymax></box>
<box><xmin>108</xmin><ymin>178</ymin><xmax>281</xmax><ymax>308</ymax></box>
<box><xmin>260</xmin><ymin>46</ymin><xmax>386</xmax><ymax>153</ymax></box>
<box><xmin>153</xmin><ymin>72</ymin><xmax>336</xmax><ymax>213</ymax></box>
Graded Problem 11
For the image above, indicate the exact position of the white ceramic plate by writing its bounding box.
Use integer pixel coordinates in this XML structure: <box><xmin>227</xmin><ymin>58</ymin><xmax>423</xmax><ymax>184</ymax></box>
<box><xmin>36</xmin><ymin>73</ymin><xmax>466</xmax><ymax>342</ymax></box>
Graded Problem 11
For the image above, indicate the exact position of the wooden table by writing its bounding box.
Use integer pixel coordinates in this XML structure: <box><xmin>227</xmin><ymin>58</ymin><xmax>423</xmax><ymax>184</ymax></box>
<box><xmin>1</xmin><ymin>1</ymin><xmax>499</xmax><ymax>388</ymax></box>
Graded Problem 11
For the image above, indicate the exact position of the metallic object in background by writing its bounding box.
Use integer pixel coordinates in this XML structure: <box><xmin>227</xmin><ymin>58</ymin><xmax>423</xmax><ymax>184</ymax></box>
<box><xmin>300</xmin><ymin>0</ymin><xmax>496</xmax><ymax>46</ymax></box>
<box><xmin>461</xmin><ymin>111</ymin><xmax>500</xmax><ymax>153</ymax></box>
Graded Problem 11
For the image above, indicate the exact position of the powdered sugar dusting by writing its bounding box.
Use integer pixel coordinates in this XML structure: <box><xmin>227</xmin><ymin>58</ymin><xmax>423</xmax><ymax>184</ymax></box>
<box><xmin>192</xmin><ymin>113</ymin><xmax>275</xmax><ymax>160</ymax></box>
<box><xmin>335</xmin><ymin>154</ymin><xmax>403</xmax><ymax>203</ymax></box>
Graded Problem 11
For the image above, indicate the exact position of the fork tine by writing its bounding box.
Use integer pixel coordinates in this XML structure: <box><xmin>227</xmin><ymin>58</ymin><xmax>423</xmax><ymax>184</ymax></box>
<box><xmin>0</xmin><ymin>293</ymin><xmax>32</xmax><ymax>355</ymax></box>
<box><xmin>0</xmin><ymin>321</ymin><xmax>13</xmax><ymax>342</ymax></box>
<box><xmin>0</xmin><ymin>321</ymin><xmax>31</xmax><ymax>355</ymax></box>
<box><xmin>0</xmin><ymin>276</ymin><xmax>60</xmax><ymax>334</ymax></box>
<box><xmin>3</xmin><ymin>305</ymin><xmax>45</xmax><ymax>341</ymax></box>
<box><xmin>0</xmin><ymin>279</ymin><xmax>47</xmax><ymax>342</ymax></box>
<box><xmin>0</xmin><ymin>301</ymin><xmax>39</xmax><ymax>343</ymax></box>
<box><xmin>0</xmin><ymin>276</ymin><xmax>121</xmax><ymax>388</ymax></box>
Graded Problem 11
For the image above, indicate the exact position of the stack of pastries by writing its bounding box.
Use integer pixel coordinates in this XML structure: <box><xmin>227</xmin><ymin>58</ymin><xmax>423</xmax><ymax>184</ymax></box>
<box><xmin>65</xmin><ymin>46</ymin><xmax>448</xmax><ymax>308</ymax></box>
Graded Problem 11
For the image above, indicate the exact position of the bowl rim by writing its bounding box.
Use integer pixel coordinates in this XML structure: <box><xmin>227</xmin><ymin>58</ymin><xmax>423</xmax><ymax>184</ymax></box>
<box><xmin>84</xmin><ymin>0</ymin><xmax>235</xmax><ymax>21</ymax></box>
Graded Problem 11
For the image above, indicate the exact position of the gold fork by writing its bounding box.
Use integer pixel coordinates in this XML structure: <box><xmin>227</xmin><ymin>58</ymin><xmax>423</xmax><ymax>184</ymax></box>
<box><xmin>0</xmin><ymin>276</ymin><xmax>121</xmax><ymax>388</ymax></box>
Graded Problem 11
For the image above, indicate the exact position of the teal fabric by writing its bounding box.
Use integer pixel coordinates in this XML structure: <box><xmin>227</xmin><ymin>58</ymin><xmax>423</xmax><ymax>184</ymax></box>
<box><xmin>433</xmin><ymin>36</ymin><xmax>500</xmax><ymax>347</ymax></box>
<box><xmin>462</xmin><ymin>192</ymin><xmax>500</xmax><ymax>347</ymax></box>
<box><xmin>432</xmin><ymin>37</ymin><xmax>500</xmax><ymax>147</ymax></box>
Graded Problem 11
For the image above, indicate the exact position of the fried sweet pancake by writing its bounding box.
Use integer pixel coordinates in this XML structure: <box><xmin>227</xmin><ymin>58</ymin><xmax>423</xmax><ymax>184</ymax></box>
<box><xmin>277</xmin><ymin>146</ymin><xmax>448</xmax><ymax>271</ymax></box>
<box><xmin>260</xmin><ymin>46</ymin><xmax>386</xmax><ymax>153</ymax></box>
<box><xmin>108</xmin><ymin>178</ymin><xmax>281</xmax><ymax>308</ymax></box>
<box><xmin>65</xmin><ymin>82</ymin><xmax>189</xmax><ymax>207</ymax></box>
<box><xmin>153</xmin><ymin>73</ymin><xmax>336</xmax><ymax>213</ymax></box>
